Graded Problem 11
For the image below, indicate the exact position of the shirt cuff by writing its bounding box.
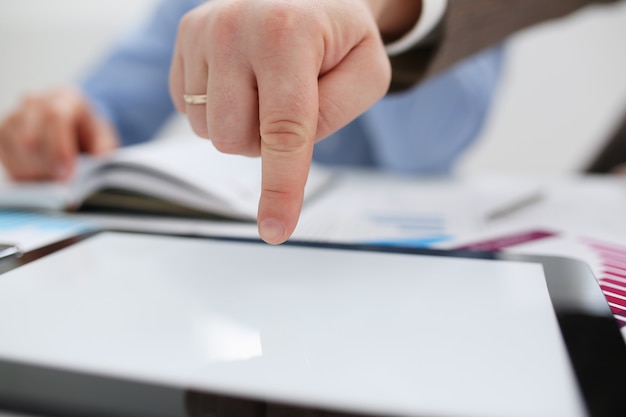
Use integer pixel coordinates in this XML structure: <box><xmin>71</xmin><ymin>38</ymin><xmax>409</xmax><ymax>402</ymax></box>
<box><xmin>385</xmin><ymin>0</ymin><xmax>448</xmax><ymax>57</ymax></box>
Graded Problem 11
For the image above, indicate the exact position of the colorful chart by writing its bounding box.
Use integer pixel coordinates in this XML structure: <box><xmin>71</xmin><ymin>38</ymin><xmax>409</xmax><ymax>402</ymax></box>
<box><xmin>583</xmin><ymin>238</ymin><xmax>626</xmax><ymax>327</ymax></box>
<box><xmin>0</xmin><ymin>210</ymin><xmax>95</xmax><ymax>252</ymax></box>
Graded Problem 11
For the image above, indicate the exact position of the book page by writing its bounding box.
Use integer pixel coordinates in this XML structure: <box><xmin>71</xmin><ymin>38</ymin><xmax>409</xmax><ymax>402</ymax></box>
<box><xmin>76</xmin><ymin>138</ymin><xmax>333</xmax><ymax>220</ymax></box>
<box><xmin>0</xmin><ymin>181</ymin><xmax>72</xmax><ymax>211</ymax></box>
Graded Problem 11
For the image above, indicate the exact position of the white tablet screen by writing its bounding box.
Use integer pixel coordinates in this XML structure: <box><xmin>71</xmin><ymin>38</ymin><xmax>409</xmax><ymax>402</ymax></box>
<box><xmin>0</xmin><ymin>232</ymin><xmax>585</xmax><ymax>417</ymax></box>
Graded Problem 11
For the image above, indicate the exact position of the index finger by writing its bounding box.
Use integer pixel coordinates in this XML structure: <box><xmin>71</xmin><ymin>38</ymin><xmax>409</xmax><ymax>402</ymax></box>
<box><xmin>254</xmin><ymin>27</ymin><xmax>322</xmax><ymax>244</ymax></box>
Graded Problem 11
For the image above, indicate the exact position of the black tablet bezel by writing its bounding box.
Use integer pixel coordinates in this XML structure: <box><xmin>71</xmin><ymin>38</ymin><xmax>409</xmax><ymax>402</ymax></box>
<box><xmin>0</xmin><ymin>231</ymin><xmax>625</xmax><ymax>417</ymax></box>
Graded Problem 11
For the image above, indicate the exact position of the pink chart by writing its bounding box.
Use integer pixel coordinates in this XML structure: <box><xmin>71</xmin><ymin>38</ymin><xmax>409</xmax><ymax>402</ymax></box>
<box><xmin>583</xmin><ymin>238</ymin><xmax>626</xmax><ymax>328</ymax></box>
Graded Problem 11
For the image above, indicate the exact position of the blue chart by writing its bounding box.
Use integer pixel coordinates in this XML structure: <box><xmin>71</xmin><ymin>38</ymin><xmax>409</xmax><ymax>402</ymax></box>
<box><xmin>361</xmin><ymin>212</ymin><xmax>452</xmax><ymax>248</ymax></box>
<box><xmin>0</xmin><ymin>210</ymin><xmax>92</xmax><ymax>231</ymax></box>
<box><xmin>0</xmin><ymin>210</ymin><xmax>95</xmax><ymax>252</ymax></box>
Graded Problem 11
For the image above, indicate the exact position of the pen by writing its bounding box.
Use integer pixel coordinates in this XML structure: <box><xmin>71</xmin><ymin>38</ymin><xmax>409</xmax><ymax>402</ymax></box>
<box><xmin>485</xmin><ymin>190</ymin><xmax>544</xmax><ymax>221</ymax></box>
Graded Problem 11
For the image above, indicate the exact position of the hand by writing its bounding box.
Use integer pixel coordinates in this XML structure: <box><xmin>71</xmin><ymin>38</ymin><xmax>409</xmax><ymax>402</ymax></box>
<box><xmin>0</xmin><ymin>87</ymin><xmax>119</xmax><ymax>182</ymax></box>
<box><xmin>170</xmin><ymin>0</ymin><xmax>420</xmax><ymax>244</ymax></box>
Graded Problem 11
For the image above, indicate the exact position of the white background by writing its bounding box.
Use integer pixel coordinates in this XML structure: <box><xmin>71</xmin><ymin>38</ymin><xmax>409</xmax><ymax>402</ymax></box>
<box><xmin>1</xmin><ymin>0</ymin><xmax>625</xmax><ymax>175</ymax></box>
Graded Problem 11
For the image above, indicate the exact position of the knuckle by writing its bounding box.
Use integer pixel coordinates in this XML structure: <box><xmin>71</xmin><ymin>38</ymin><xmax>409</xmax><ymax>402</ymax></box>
<box><xmin>44</xmin><ymin>100</ymin><xmax>76</xmax><ymax>124</ymax></box>
<box><xmin>261</xmin><ymin>3</ymin><xmax>304</xmax><ymax>29</ymax></box>
<box><xmin>42</xmin><ymin>103</ymin><xmax>64</xmax><ymax>122</ymax></box>
<box><xmin>178</xmin><ymin>11</ymin><xmax>198</xmax><ymax>36</ymax></box>
<box><xmin>209</xmin><ymin>4</ymin><xmax>243</xmax><ymax>46</ymax></box>
<box><xmin>261</xmin><ymin>186</ymin><xmax>292</xmax><ymax>200</ymax></box>
<box><xmin>257</xmin><ymin>4</ymin><xmax>312</xmax><ymax>44</ymax></box>
<box><xmin>260</xmin><ymin>120</ymin><xmax>310</xmax><ymax>153</ymax></box>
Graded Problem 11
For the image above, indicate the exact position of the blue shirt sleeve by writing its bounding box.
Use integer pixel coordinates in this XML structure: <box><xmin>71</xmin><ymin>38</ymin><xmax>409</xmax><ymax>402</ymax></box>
<box><xmin>313</xmin><ymin>47</ymin><xmax>505</xmax><ymax>174</ymax></box>
<box><xmin>80</xmin><ymin>0</ymin><xmax>201</xmax><ymax>146</ymax></box>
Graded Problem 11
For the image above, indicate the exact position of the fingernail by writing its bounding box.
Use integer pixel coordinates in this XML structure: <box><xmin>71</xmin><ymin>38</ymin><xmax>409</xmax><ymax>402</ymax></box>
<box><xmin>259</xmin><ymin>218</ymin><xmax>286</xmax><ymax>245</ymax></box>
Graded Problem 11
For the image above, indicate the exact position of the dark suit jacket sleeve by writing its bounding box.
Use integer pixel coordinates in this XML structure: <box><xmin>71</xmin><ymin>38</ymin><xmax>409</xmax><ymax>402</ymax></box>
<box><xmin>388</xmin><ymin>0</ymin><xmax>620</xmax><ymax>93</ymax></box>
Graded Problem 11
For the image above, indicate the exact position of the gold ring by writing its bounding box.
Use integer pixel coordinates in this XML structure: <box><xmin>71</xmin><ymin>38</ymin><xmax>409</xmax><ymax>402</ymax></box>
<box><xmin>183</xmin><ymin>94</ymin><xmax>208</xmax><ymax>105</ymax></box>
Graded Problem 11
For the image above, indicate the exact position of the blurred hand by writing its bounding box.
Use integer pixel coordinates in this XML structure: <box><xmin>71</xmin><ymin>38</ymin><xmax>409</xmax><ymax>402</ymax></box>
<box><xmin>0</xmin><ymin>87</ymin><xmax>119</xmax><ymax>182</ymax></box>
<box><xmin>170</xmin><ymin>0</ymin><xmax>419</xmax><ymax>244</ymax></box>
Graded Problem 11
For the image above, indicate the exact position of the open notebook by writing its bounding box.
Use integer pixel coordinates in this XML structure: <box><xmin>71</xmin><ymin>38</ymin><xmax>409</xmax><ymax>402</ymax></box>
<box><xmin>0</xmin><ymin>139</ymin><xmax>333</xmax><ymax>221</ymax></box>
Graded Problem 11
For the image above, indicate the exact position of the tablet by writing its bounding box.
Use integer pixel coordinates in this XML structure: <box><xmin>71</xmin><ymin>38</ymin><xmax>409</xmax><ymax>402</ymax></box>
<box><xmin>0</xmin><ymin>231</ymin><xmax>624</xmax><ymax>417</ymax></box>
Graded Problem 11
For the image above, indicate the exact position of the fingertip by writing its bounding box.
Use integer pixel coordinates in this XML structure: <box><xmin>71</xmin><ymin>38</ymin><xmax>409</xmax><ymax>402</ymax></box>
<box><xmin>258</xmin><ymin>217</ymin><xmax>288</xmax><ymax>245</ymax></box>
<box><xmin>257</xmin><ymin>143</ymin><xmax>311</xmax><ymax>246</ymax></box>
